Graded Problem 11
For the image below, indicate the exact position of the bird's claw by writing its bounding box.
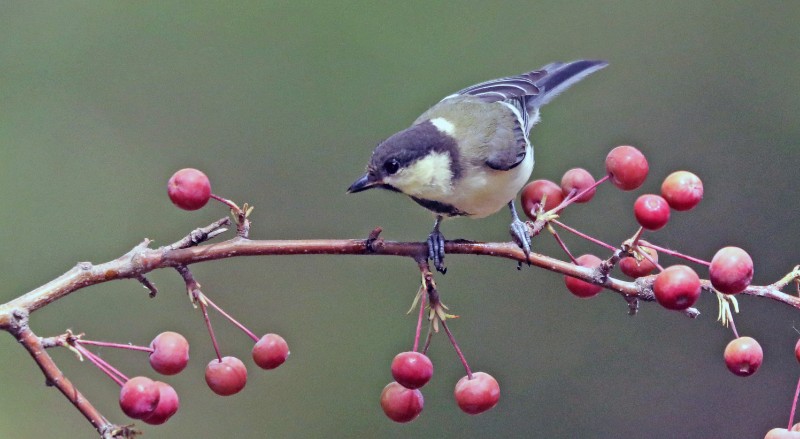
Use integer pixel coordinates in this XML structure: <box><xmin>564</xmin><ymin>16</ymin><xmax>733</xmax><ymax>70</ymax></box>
<box><xmin>427</xmin><ymin>230</ymin><xmax>447</xmax><ymax>274</ymax></box>
<box><xmin>510</xmin><ymin>218</ymin><xmax>532</xmax><ymax>265</ymax></box>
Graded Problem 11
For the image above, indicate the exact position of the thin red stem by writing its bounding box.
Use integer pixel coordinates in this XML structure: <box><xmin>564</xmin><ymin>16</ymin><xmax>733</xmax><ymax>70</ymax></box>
<box><xmin>552</xmin><ymin>220</ymin><xmax>617</xmax><ymax>251</ymax></box>
<box><xmin>210</xmin><ymin>193</ymin><xmax>240</xmax><ymax>212</ymax></box>
<box><xmin>422</xmin><ymin>324</ymin><xmax>434</xmax><ymax>355</ymax></box>
<box><xmin>202</xmin><ymin>295</ymin><xmax>259</xmax><ymax>342</ymax></box>
<box><xmin>77</xmin><ymin>339</ymin><xmax>153</xmax><ymax>353</ymax></box>
<box><xmin>635</xmin><ymin>244</ymin><xmax>665</xmax><ymax>272</ymax></box>
<box><xmin>412</xmin><ymin>291</ymin><xmax>426</xmax><ymax>353</ymax></box>
<box><xmin>552</xmin><ymin>174</ymin><xmax>610</xmax><ymax>215</ymax></box>
<box><xmin>628</xmin><ymin>227</ymin><xmax>645</xmax><ymax>250</ymax></box>
<box><xmin>639</xmin><ymin>242</ymin><xmax>711</xmax><ymax>267</ymax></box>
<box><xmin>728</xmin><ymin>315</ymin><xmax>740</xmax><ymax>339</ymax></box>
<box><xmin>790</xmin><ymin>375</ymin><xmax>800</xmax><ymax>430</ymax></box>
<box><xmin>74</xmin><ymin>343</ymin><xmax>128</xmax><ymax>386</ymax></box>
<box><xmin>550</xmin><ymin>228</ymin><xmax>577</xmax><ymax>263</ymax></box>
<box><xmin>199</xmin><ymin>298</ymin><xmax>223</xmax><ymax>361</ymax></box>
<box><xmin>440</xmin><ymin>319</ymin><xmax>472</xmax><ymax>379</ymax></box>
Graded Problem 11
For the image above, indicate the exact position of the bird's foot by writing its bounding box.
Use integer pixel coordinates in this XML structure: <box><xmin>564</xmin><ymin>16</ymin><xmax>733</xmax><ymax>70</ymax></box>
<box><xmin>510</xmin><ymin>218</ymin><xmax>532</xmax><ymax>265</ymax></box>
<box><xmin>427</xmin><ymin>229</ymin><xmax>447</xmax><ymax>274</ymax></box>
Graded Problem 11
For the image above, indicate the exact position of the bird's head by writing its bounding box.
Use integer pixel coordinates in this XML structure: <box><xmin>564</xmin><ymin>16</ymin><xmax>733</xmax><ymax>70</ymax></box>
<box><xmin>347</xmin><ymin>118</ymin><xmax>460</xmax><ymax>198</ymax></box>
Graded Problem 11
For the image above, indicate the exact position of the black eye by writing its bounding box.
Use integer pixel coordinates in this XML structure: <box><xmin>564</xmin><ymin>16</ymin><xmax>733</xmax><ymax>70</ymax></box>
<box><xmin>383</xmin><ymin>158</ymin><xmax>400</xmax><ymax>175</ymax></box>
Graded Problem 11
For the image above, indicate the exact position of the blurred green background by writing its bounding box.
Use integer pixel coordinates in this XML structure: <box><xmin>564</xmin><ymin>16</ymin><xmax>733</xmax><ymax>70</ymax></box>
<box><xmin>1</xmin><ymin>2</ymin><xmax>799</xmax><ymax>438</ymax></box>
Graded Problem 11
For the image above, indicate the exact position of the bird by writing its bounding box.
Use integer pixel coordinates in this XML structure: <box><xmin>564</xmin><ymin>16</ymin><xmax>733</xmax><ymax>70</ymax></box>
<box><xmin>347</xmin><ymin>60</ymin><xmax>608</xmax><ymax>273</ymax></box>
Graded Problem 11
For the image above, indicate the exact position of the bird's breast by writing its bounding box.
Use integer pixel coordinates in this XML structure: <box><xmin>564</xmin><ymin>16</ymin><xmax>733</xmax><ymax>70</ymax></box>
<box><xmin>423</xmin><ymin>145</ymin><xmax>533</xmax><ymax>219</ymax></box>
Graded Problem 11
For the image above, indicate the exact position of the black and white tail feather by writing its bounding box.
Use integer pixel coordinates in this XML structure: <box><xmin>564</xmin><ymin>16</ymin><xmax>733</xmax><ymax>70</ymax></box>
<box><xmin>442</xmin><ymin>60</ymin><xmax>608</xmax><ymax>134</ymax></box>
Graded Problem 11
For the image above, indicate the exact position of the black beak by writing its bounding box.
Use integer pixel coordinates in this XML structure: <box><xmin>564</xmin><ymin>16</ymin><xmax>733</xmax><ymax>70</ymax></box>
<box><xmin>347</xmin><ymin>173</ymin><xmax>380</xmax><ymax>193</ymax></box>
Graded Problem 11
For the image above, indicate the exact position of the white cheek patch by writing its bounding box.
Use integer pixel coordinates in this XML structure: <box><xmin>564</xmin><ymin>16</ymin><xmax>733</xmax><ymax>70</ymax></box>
<box><xmin>389</xmin><ymin>152</ymin><xmax>453</xmax><ymax>197</ymax></box>
<box><xmin>430</xmin><ymin>117</ymin><xmax>455</xmax><ymax>136</ymax></box>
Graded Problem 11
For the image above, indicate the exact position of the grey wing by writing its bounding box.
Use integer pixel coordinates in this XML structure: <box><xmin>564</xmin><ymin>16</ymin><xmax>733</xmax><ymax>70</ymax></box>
<box><xmin>443</xmin><ymin>73</ymin><xmax>541</xmax><ymax>171</ymax></box>
<box><xmin>448</xmin><ymin>70</ymin><xmax>546</xmax><ymax>103</ymax></box>
<box><xmin>484</xmin><ymin>115</ymin><xmax>528</xmax><ymax>171</ymax></box>
<box><xmin>439</xmin><ymin>60</ymin><xmax>608</xmax><ymax>172</ymax></box>
<box><xmin>442</xmin><ymin>60</ymin><xmax>608</xmax><ymax>133</ymax></box>
<box><xmin>441</xmin><ymin>69</ymin><xmax>546</xmax><ymax>134</ymax></box>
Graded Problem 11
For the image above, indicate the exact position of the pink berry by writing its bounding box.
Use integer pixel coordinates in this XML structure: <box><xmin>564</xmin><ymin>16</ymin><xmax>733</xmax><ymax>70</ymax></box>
<box><xmin>119</xmin><ymin>376</ymin><xmax>160</xmax><ymax>419</ymax></box>
<box><xmin>709</xmin><ymin>246</ymin><xmax>754</xmax><ymax>294</ymax></box>
<box><xmin>560</xmin><ymin>168</ymin><xmax>596</xmax><ymax>203</ymax></box>
<box><xmin>521</xmin><ymin>179</ymin><xmax>564</xmax><ymax>219</ymax></box>
<box><xmin>564</xmin><ymin>254</ymin><xmax>604</xmax><ymax>298</ymax></box>
<box><xmin>605</xmin><ymin>145</ymin><xmax>648</xmax><ymax>190</ymax></box>
<box><xmin>619</xmin><ymin>244</ymin><xmax>659</xmax><ymax>278</ymax></box>
<box><xmin>205</xmin><ymin>356</ymin><xmax>247</xmax><ymax>396</ymax></box>
<box><xmin>380</xmin><ymin>381</ymin><xmax>424</xmax><ymax>423</ymax></box>
<box><xmin>661</xmin><ymin>171</ymin><xmax>703</xmax><ymax>211</ymax></box>
<box><xmin>454</xmin><ymin>372</ymin><xmax>500</xmax><ymax>415</ymax></box>
<box><xmin>653</xmin><ymin>265</ymin><xmax>701</xmax><ymax>311</ymax></box>
<box><xmin>724</xmin><ymin>336</ymin><xmax>763</xmax><ymax>377</ymax></box>
<box><xmin>149</xmin><ymin>331</ymin><xmax>190</xmax><ymax>375</ymax></box>
<box><xmin>391</xmin><ymin>351</ymin><xmax>433</xmax><ymax>389</ymax></box>
<box><xmin>633</xmin><ymin>194</ymin><xmax>670</xmax><ymax>231</ymax></box>
<box><xmin>167</xmin><ymin>168</ymin><xmax>211</xmax><ymax>211</ymax></box>
<box><xmin>252</xmin><ymin>333</ymin><xmax>290</xmax><ymax>370</ymax></box>
<box><xmin>142</xmin><ymin>381</ymin><xmax>180</xmax><ymax>425</ymax></box>
<box><xmin>765</xmin><ymin>428</ymin><xmax>800</xmax><ymax>439</ymax></box>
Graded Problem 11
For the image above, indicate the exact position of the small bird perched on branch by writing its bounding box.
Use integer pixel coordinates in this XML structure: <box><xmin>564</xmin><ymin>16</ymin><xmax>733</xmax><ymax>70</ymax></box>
<box><xmin>348</xmin><ymin>60</ymin><xmax>608</xmax><ymax>273</ymax></box>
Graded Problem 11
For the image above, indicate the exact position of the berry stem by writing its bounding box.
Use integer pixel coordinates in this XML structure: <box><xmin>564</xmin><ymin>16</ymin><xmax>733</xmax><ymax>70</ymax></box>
<box><xmin>633</xmin><ymin>242</ymin><xmax>664</xmax><ymax>272</ymax></box>
<box><xmin>552</xmin><ymin>174</ymin><xmax>610</xmax><ymax>215</ymax></box>
<box><xmin>412</xmin><ymin>289</ymin><xmax>426</xmax><ymax>353</ymax></box>
<box><xmin>202</xmin><ymin>294</ymin><xmax>260</xmax><ymax>343</ymax></box>
<box><xmin>548</xmin><ymin>225</ymin><xmax>578</xmax><ymax>264</ymax></box>
<box><xmin>639</xmin><ymin>242</ymin><xmax>711</xmax><ymax>267</ymax></box>
<box><xmin>198</xmin><ymin>296</ymin><xmax>223</xmax><ymax>362</ymax></box>
<box><xmin>440</xmin><ymin>319</ymin><xmax>472</xmax><ymax>379</ymax></box>
<box><xmin>421</xmin><ymin>324</ymin><xmax>434</xmax><ymax>356</ymax></box>
<box><xmin>73</xmin><ymin>343</ymin><xmax>128</xmax><ymax>386</ymax></box>
<box><xmin>789</xmin><ymin>375</ymin><xmax>800</xmax><ymax>430</ymax></box>
<box><xmin>76</xmin><ymin>339</ymin><xmax>154</xmax><ymax>353</ymax></box>
<box><xmin>551</xmin><ymin>220</ymin><xmax>617</xmax><ymax>251</ymax></box>
<box><xmin>210</xmin><ymin>194</ymin><xmax>241</xmax><ymax>212</ymax></box>
<box><xmin>728</xmin><ymin>314</ymin><xmax>740</xmax><ymax>339</ymax></box>
<box><xmin>629</xmin><ymin>227</ymin><xmax>644</xmax><ymax>247</ymax></box>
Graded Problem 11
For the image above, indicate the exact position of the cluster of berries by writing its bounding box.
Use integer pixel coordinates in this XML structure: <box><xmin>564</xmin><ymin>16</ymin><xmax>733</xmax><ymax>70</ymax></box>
<box><xmin>380</xmin><ymin>351</ymin><xmax>499</xmax><ymax>423</ymax></box>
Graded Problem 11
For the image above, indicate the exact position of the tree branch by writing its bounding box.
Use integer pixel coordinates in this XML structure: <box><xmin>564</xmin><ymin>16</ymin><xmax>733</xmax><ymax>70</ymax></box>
<box><xmin>2</xmin><ymin>218</ymin><xmax>798</xmax><ymax>331</ymax></box>
<box><xmin>0</xmin><ymin>218</ymin><xmax>797</xmax><ymax>437</ymax></box>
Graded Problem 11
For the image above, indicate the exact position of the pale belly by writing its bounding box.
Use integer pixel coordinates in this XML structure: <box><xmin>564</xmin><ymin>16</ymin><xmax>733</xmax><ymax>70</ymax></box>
<box><xmin>449</xmin><ymin>146</ymin><xmax>534</xmax><ymax>218</ymax></box>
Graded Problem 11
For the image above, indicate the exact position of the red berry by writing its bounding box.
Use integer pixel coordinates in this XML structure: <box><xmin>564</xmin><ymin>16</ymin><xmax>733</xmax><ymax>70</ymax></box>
<box><xmin>454</xmin><ymin>372</ymin><xmax>500</xmax><ymax>415</ymax></box>
<box><xmin>167</xmin><ymin>168</ymin><xmax>211</xmax><ymax>211</ymax></box>
<box><xmin>205</xmin><ymin>356</ymin><xmax>247</xmax><ymax>396</ymax></box>
<box><xmin>633</xmin><ymin>194</ymin><xmax>670</xmax><ymax>231</ymax></box>
<box><xmin>564</xmin><ymin>254</ymin><xmax>604</xmax><ymax>298</ymax></box>
<box><xmin>653</xmin><ymin>265</ymin><xmax>701</xmax><ymax>310</ymax></box>
<box><xmin>661</xmin><ymin>171</ymin><xmax>703</xmax><ymax>211</ymax></box>
<box><xmin>560</xmin><ymin>168</ymin><xmax>596</xmax><ymax>203</ymax></box>
<box><xmin>391</xmin><ymin>351</ymin><xmax>433</xmax><ymax>389</ymax></box>
<box><xmin>142</xmin><ymin>381</ymin><xmax>180</xmax><ymax>425</ymax></box>
<box><xmin>724</xmin><ymin>336</ymin><xmax>763</xmax><ymax>377</ymax></box>
<box><xmin>119</xmin><ymin>376</ymin><xmax>160</xmax><ymax>419</ymax></box>
<box><xmin>605</xmin><ymin>145</ymin><xmax>648</xmax><ymax>190</ymax></box>
<box><xmin>709</xmin><ymin>246</ymin><xmax>754</xmax><ymax>294</ymax></box>
<box><xmin>380</xmin><ymin>381</ymin><xmax>424</xmax><ymax>423</ymax></box>
<box><xmin>252</xmin><ymin>333</ymin><xmax>290</xmax><ymax>370</ymax></box>
<box><xmin>149</xmin><ymin>331</ymin><xmax>190</xmax><ymax>375</ymax></box>
<box><xmin>521</xmin><ymin>179</ymin><xmax>564</xmax><ymax>219</ymax></box>
<box><xmin>794</xmin><ymin>339</ymin><xmax>800</xmax><ymax>364</ymax></box>
<box><xmin>619</xmin><ymin>244</ymin><xmax>659</xmax><ymax>278</ymax></box>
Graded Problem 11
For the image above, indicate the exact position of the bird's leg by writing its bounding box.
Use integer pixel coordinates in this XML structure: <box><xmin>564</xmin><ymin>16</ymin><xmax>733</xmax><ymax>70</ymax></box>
<box><xmin>508</xmin><ymin>201</ymin><xmax>532</xmax><ymax>264</ymax></box>
<box><xmin>427</xmin><ymin>215</ymin><xmax>447</xmax><ymax>274</ymax></box>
